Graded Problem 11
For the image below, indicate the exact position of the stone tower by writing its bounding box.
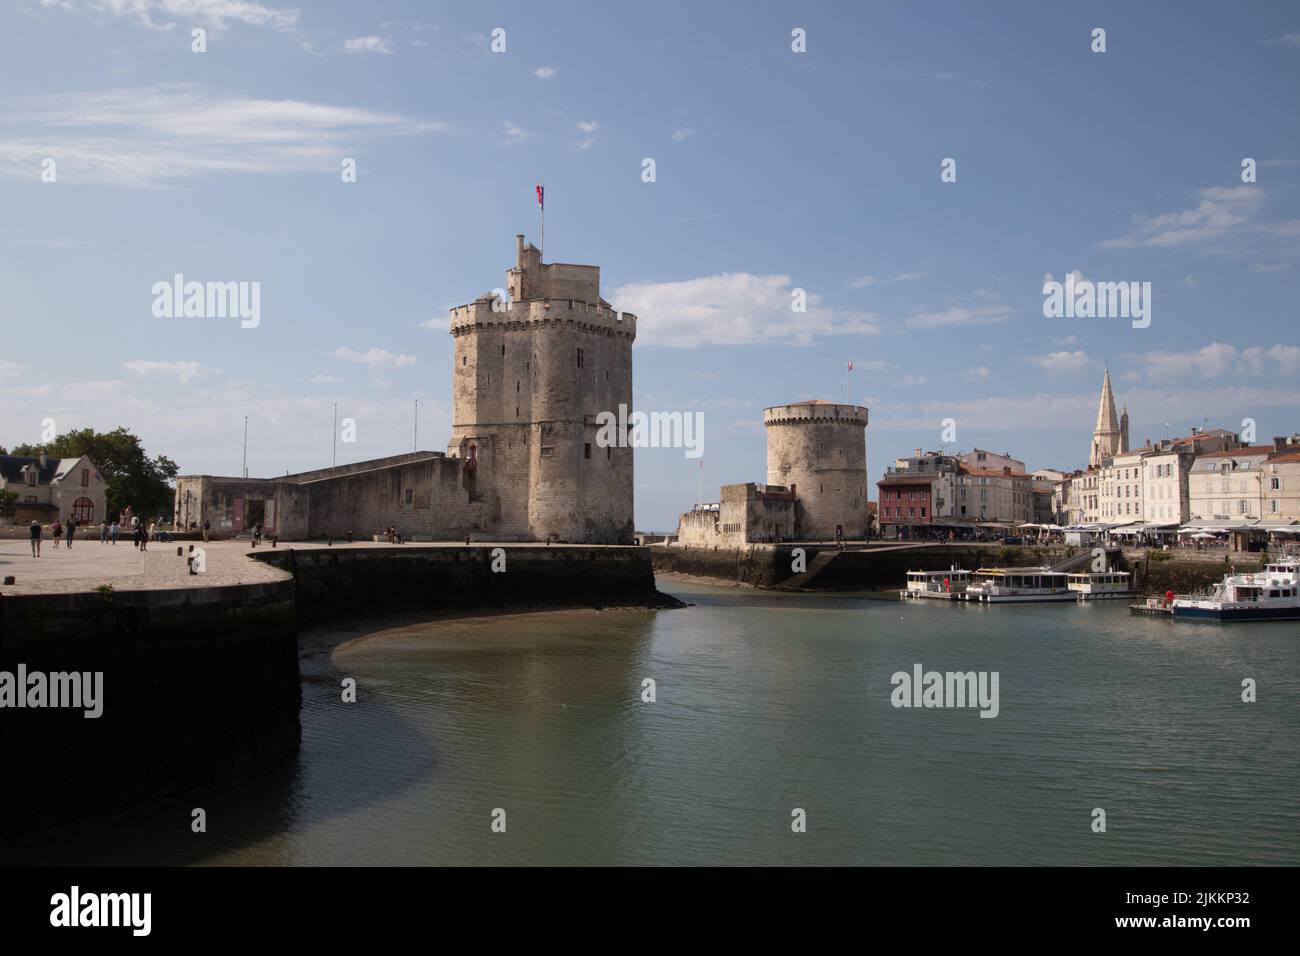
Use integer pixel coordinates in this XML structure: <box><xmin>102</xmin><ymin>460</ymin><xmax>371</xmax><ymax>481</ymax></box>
<box><xmin>447</xmin><ymin>235</ymin><xmax>636</xmax><ymax>543</ymax></box>
<box><xmin>764</xmin><ymin>401</ymin><xmax>869</xmax><ymax>539</ymax></box>
<box><xmin>1089</xmin><ymin>366</ymin><xmax>1128</xmax><ymax>468</ymax></box>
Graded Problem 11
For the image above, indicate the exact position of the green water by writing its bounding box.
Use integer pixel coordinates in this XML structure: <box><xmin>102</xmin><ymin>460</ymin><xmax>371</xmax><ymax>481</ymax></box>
<box><xmin>12</xmin><ymin>577</ymin><xmax>1299</xmax><ymax>865</ymax></box>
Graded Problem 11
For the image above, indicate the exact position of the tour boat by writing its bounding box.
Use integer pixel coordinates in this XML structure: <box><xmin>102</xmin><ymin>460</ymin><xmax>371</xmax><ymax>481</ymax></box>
<box><xmin>1171</xmin><ymin>559</ymin><xmax>1300</xmax><ymax>622</ymax></box>
<box><xmin>961</xmin><ymin>568</ymin><xmax>1075</xmax><ymax>603</ymax></box>
<box><xmin>1067</xmin><ymin>570</ymin><xmax>1136</xmax><ymax>600</ymax></box>
<box><xmin>901</xmin><ymin>567</ymin><xmax>970</xmax><ymax>600</ymax></box>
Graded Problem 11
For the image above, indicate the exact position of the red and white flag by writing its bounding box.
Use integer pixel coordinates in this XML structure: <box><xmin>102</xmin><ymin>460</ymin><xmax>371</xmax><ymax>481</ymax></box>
<box><xmin>848</xmin><ymin>361</ymin><xmax>854</xmax><ymax>372</ymax></box>
<box><xmin>536</xmin><ymin>184</ymin><xmax>544</xmax><ymax>210</ymax></box>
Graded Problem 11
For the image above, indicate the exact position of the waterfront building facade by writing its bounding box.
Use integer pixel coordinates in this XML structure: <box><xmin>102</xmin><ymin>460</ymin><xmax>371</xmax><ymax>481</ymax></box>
<box><xmin>0</xmin><ymin>452</ymin><xmax>106</xmax><ymax>525</ymax></box>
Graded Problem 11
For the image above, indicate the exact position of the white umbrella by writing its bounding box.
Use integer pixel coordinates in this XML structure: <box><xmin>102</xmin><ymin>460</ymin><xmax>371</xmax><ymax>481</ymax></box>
<box><xmin>1191</xmin><ymin>532</ymin><xmax>1218</xmax><ymax>540</ymax></box>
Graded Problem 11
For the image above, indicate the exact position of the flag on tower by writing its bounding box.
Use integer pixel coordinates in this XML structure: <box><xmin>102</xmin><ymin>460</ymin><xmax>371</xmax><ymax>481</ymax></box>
<box><xmin>536</xmin><ymin>184</ymin><xmax>544</xmax><ymax>210</ymax></box>
<box><xmin>848</xmin><ymin>361</ymin><xmax>854</xmax><ymax>372</ymax></box>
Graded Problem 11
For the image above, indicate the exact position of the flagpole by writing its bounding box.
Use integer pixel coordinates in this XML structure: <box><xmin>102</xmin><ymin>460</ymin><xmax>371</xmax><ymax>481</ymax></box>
<box><xmin>539</xmin><ymin>181</ymin><xmax>545</xmax><ymax>261</ymax></box>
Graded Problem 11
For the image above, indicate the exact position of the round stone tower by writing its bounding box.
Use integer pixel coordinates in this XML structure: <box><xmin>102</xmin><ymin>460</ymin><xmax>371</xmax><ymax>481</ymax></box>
<box><xmin>764</xmin><ymin>401</ymin><xmax>869</xmax><ymax>540</ymax></box>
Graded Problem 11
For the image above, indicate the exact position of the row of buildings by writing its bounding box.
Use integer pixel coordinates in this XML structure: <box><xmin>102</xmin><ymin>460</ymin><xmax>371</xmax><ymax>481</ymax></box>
<box><xmin>877</xmin><ymin>368</ymin><xmax>1300</xmax><ymax>537</ymax></box>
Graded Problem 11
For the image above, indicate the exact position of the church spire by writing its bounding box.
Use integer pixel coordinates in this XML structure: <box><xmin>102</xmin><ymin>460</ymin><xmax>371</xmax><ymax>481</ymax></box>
<box><xmin>1090</xmin><ymin>366</ymin><xmax>1124</xmax><ymax>468</ymax></box>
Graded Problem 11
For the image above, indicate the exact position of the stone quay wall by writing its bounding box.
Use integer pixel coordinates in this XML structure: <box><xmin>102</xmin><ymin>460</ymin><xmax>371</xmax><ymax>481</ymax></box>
<box><xmin>0</xmin><ymin>578</ymin><xmax>300</xmax><ymax>839</ymax></box>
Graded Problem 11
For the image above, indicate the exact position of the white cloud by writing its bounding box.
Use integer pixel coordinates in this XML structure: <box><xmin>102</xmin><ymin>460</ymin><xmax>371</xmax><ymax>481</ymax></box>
<box><xmin>534</xmin><ymin>66</ymin><xmax>556</xmax><ymax>79</ymax></box>
<box><xmin>341</xmin><ymin>36</ymin><xmax>393</xmax><ymax>55</ymax></box>
<box><xmin>671</xmin><ymin>128</ymin><xmax>695</xmax><ymax>141</ymax></box>
<box><xmin>0</xmin><ymin>84</ymin><xmax>444</xmax><ymax>188</ymax></box>
<box><xmin>502</xmin><ymin>120</ymin><xmax>534</xmax><ymax>144</ymax></box>
<box><xmin>570</xmin><ymin>138</ymin><xmax>594</xmax><ymax>151</ymax></box>
<box><xmin>1121</xmin><ymin>342</ymin><xmax>1300</xmax><ymax>381</ymax></box>
<box><xmin>331</xmin><ymin>347</ymin><xmax>416</xmax><ymax>370</ymax></box>
<box><xmin>0</xmin><ymin>360</ymin><xmax>28</xmax><ymax>377</ymax></box>
<box><xmin>122</xmin><ymin>360</ymin><xmax>222</xmax><ymax>383</ymax></box>
<box><xmin>1097</xmin><ymin>186</ymin><xmax>1270</xmax><ymax>251</ymax></box>
<box><xmin>1029</xmin><ymin>350</ymin><xmax>1092</xmax><ymax>373</ymax></box>
<box><xmin>905</xmin><ymin>303</ymin><xmax>1013</xmax><ymax>329</ymax></box>
<box><xmin>1239</xmin><ymin>344</ymin><xmax>1300</xmax><ymax>375</ymax></box>
<box><xmin>845</xmin><ymin>271</ymin><xmax>925</xmax><ymax>289</ymax></box>
<box><xmin>609</xmin><ymin>273</ymin><xmax>880</xmax><ymax>347</ymax></box>
<box><xmin>1267</xmin><ymin>33</ymin><xmax>1300</xmax><ymax>47</ymax></box>
<box><xmin>963</xmin><ymin>366</ymin><xmax>992</xmax><ymax>382</ymax></box>
<box><xmin>576</xmin><ymin>120</ymin><xmax>599</xmax><ymax>132</ymax></box>
<box><xmin>308</xmin><ymin>373</ymin><xmax>341</xmax><ymax>384</ymax></box>
<box><xmin>869</xmin><ymin>385</ymin><xmax>1300</xmax><ymax>434</ymax></box>
<box><xmin>39</xmin><ymin>0</ymin><xmax>301</xmax><ymax>32</ymax></box>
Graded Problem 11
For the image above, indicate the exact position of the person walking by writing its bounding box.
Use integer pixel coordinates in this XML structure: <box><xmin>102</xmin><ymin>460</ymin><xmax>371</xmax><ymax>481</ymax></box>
<box><xmin>202</xmin><ymin>519</ymin><xmax>210</xmax><ymax>544</ymax></box>
<box><xmin>140</xmin><ymin>521</ymin><xmax>149</xmax><ymax>552</ymax></box>
<box><xmin>51</xmin><ymin>518</ymin><xmax>62</xmax><ymax>549</ymax></box>
<box><xmin>65</xmin><ymin>516</ymin><xmax>76</xmax><ymax>548</ymax></box>
<box><xmin>100</xmin><ymin>520</ymin><xmax>108</xmax><ymax>544</ymax></box>
<box><xmin>30</xmin><ymin>519</ymin><xmax>42</xmax><ymax>557</ymax></box>
<box><xmin>110</xmin><ymin>520</ymin><xmax>119</xmax><ymax>545</ymax></box>
<box><xmin>133</xmin><ymin>521</ymin><xmax>143</xmax><ymax>550</ymax></box>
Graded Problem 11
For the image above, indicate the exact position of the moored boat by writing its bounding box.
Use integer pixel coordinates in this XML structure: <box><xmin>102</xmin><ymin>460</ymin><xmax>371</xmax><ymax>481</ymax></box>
<box><xmin>1067</xmin><ymin>570</ymin><xmax>1136</xmax><ymax>600</ymax></box>
<box><xmin>961</xmin><ymin>568</ymin><xmax>1075</xmax><ymax>603</ymax></box>
<box><xmin>1171</xmin><ymin>558</ymin><xmax>1300</xmax><ymax>622</ymax></box>
<box><xmin>901</xmin><ymin>567</ymin><xmax>970</xmax><ymax>600</ymax></box>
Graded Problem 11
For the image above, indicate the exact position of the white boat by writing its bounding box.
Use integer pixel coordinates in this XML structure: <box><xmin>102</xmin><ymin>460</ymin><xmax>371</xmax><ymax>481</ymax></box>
<box><xmin>961</xmin><ymin>568</ymin><xmax>1075</xmax><ymax>603</ymax></box>
<box><xmin>1067</xmin><ymin>570</ymin><xmax>1136</xmax><ymax>600</ymax></box>
<box><xmin>901</xmin><ymin>567</ymin><xmax>970</xmax><ymax>600</ymax></box>
<box><xmin>1172</xmin><ymin>558</ymin><xmax>1300</xmax><ymax>622</ymax></box>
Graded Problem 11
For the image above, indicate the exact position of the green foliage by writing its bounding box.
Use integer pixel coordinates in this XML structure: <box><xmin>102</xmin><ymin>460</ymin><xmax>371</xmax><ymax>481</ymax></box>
<box><xmin>0</xmin><ymin>488</ymin><xmax>16</xmax><ymax>518</ymax></box>
<box><xmin>1147</xmin><ymin>549</ymin><xmax>1173</xmax><ymax>561</ymax></box>
<box><xmin>12</xmin><ymin>427</ymin><xmax>178</xmax><ymax>519</ymax></box>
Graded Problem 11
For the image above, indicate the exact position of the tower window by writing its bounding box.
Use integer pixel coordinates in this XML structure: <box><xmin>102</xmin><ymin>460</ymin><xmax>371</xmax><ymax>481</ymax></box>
<box><xmin>606</xmin><ymin>447</ymin><xmax>611</xmax><ymax>460</ymax></box>
<box><xmin>501</xmin><ymin>344</ymin><xmax>505</xmax><ymax>356</ymax></box>
<box><xmin>585</xmin><ymin>443</ymin><xmax>592</xmax><ymax>460</ymax></box>
<box><xmin>516</xmin><ymin>381</ymin><xmax>520</xmax><ymax>393</ymax></box>
<box><xmin>462</xmin><ymin>356</ymin><xmax>467</xmax><ymax>366</ymax></box>
<box><xmin>576</xmin><ymin>347</ymin><xmax>584</xmax><ymax>368</ymax></box>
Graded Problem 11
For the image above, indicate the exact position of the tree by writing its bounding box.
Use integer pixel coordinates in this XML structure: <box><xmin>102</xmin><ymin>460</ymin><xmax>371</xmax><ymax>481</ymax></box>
<box><xmin>12</xmin><ymin>427</ymin><xmax>178</xmax><ymax>519</ymax></box>
<box><xmin>0</xmin><ymin>489</ymin><xmax>16</xmax><ymax>518</ymax></box>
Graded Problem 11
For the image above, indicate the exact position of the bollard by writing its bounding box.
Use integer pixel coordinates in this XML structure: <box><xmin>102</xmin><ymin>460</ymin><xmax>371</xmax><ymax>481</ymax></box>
<box><xmin>188</xmin><ymin>544</ymin><xmax>194</xmax><ymax>554</ymax></box>
<box><xmin>177</xmin><ymin>546</ymin><xmax>183</xmax><ymax>556</ymax></box>
<box><xmin>272</xmin><ymin>537</ymin><xmax>278</xmax><ymax>548</ymax></box>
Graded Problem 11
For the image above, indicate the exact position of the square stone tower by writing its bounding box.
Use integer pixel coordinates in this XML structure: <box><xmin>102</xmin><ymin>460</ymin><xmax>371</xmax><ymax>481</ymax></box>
<box><xmin>447</xmin><ymin>236</ymin><xmax>636</xmax><ymax>543</ymax></box>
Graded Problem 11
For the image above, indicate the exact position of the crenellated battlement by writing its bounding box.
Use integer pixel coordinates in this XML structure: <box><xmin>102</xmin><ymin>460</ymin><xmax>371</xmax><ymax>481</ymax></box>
<box><xmin>764</xmin><ymin>402</ymin><xmax>869</xmax><ymax>427</ymax></box>
<box><xmin>449</xmin><ymin>297</ymin><xmax>637</xmax><ymax>338</ymax></box>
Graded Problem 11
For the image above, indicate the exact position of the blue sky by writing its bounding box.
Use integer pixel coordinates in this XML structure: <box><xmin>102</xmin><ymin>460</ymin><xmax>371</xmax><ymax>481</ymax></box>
<box><xmin>2</xmin><ymin>0</ymin><xmax>1298</xmax><ymax>531</ymax></box>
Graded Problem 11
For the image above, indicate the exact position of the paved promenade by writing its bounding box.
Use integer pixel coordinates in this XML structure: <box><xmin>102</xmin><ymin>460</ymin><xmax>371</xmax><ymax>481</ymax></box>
<box><xmin>0</xmin><ymin>538</ymin><xmax>636</xmax><ymax>596</ymax></box>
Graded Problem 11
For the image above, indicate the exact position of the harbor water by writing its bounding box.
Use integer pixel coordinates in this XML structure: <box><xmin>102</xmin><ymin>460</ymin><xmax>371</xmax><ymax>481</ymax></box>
<box><xmin>10</xmin><ymin>576</ymin><xmax>1298</xmax><ymax>866</ymax></box>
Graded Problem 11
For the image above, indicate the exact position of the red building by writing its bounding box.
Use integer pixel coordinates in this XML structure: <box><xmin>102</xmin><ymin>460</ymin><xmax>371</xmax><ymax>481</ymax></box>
<box><xmin>877</xmin><ymin>474</ymin><xmax>934</xmax><ymax>534</ymax></box>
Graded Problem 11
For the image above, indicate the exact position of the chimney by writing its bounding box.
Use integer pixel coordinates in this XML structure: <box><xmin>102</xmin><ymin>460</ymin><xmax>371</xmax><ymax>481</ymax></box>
<box><xmin>914</xmin><ymin>448</ymin><xmax>922</xmax><ymax>457</ymax></box>
<box><xmin>1275</xmin><ymin>437</ymin><xmax>1287</xmax><ymax>452</ymax></box>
